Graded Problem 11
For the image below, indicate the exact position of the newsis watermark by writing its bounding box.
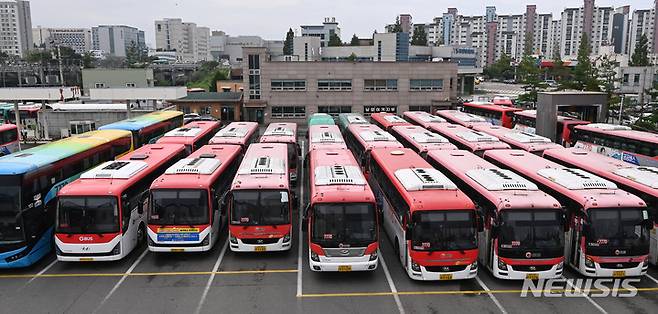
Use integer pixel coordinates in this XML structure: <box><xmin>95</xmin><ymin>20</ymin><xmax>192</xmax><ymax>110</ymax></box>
<box><xmin>521</xmin><ymin>278</ymin><xmax>641</xmax><ymax>298</ymax></box>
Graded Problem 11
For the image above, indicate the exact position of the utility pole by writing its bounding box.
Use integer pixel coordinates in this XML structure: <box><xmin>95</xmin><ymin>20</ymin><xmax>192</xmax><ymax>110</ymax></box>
<box><xmin>13</xmin><ymin>101</ymin><xmax>21</xmax><ymax>151</ymax></box>
<box><xmin>618</xmin><ymin>94</ymin><xmax>625</xmax><ymax>125</ymax></box>
<box><xmin>57</xmin><ymin>45</ymin><xmax>64</xmax><ymax>86</ymax></box>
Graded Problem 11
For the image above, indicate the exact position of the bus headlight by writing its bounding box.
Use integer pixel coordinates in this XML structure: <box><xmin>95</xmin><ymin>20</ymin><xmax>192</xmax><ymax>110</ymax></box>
<box><xmin>642</xmin><ymin>257</ymin><xmax>649</xmax><ymax>267</ymax></box>
<box><xmin>111</xmin><ymin>243</ymin><xmax>121</xmax><ymax>256</ymax></box>
<box><xmin>411</xmin><ymin>260</ymin><xmax>421</xmax><ymax>272</ymax></box>
<box><xmin>201</xmin><ymin>235</ymin><xmax>210</xmax><ymax>246</ymax></box>
<box><xmin>470</xmin><ymin>261</ymin><xmax>478</xmax><ymax>270</ymax></box>
<box><xmin>557</xmin><ymin>261</ymin><xmax>564</xmax><ymax>270</ymax></box>
<box><xmin>497</xmin><ymin>260</ymin><xmax>508</xmax><ymax>271</ymax></box>
<box><xmin>369</xmin><ymin>252</ymin><xmax>378</xmax><ymax>261</ymax></box>
<box><xmin>310</xmin><ymin>251</ymin><xmax>320</xmax><ymax>262</ymax></box>
<box><xmin>584</xmin><ymin>257</ymin><xmax>595</xmax><ymax>268</ymax></box>
<box><xmin>229</xmin><ymin>234</ymin><xmax>238</xmax><ymax>244</ymax></box>
<box><xmin>283</xmin><ymin>233</ymin><xmax>291</xmax><ymax>243</ymax></box>
<box><xmin>147</xmin><ymin>236</ymin><xmax>155</xmax><ymax>246</ymax></box>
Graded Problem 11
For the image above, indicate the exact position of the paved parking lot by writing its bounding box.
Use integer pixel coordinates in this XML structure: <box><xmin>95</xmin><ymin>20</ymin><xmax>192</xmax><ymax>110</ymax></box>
<box><xmin>1</xmin><ymin>140</ymin><xmax>658</xmax><ymax>314</ymax></box>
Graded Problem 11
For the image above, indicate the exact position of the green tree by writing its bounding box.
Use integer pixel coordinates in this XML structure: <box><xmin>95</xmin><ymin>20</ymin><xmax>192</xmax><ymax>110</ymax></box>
<box><xmin>630</xmin><ymin>34</ymin><xmax>650</xmax><ymax>66</ymax></box>
<box><xmin>484</xmin><ymin>53</ymin><xmax>514</xmax><ymax>80</ymax></box>
<box><xmin>596</xmin><ymin>55</ymin><xmax>620</xmax><ymax>119</ymax></box>
<box><xmin>389</xmin><ymin>16</ymin><xmax>402</xmax><ymax>33</ymax></box>
<box><xmin>283</xmin><ymin>28</ymin><xmax>294</xmax><ymax>55</ymax></box>
<box><xmin>346</xmin><ymin>52</ymin><xmax>358</xmax><ymax>61</ymax></box>
<box><xmin>328</xmin><ymin>33</ymin><xmax>342</xmax><ymax>47</ymax></box>
<box><xmin>350</xmin><ymin>34</ymin><xmax>359</xmax><ymax>46</ymax></box>
<box><xmin>549</xmin><ymin>43</ymin><xmax>569</xmax><ymax>86</ymax></box>
<box><xmin>82</xmin><ymin>52</ymin><xmax>96</xmax><ymax>68</ymax></box>
<box><xmin>411</xmin><ymin>25</ymin><xmax>428</xmax><ymax>46</ymax></box>
<box><xmin>570</xmin><ymin>33</ymin><xmax>599</xmax><ymax>91</ymax></box>
<box><xmin>523</xmin><ymin>34</ymin><xmax>534</xmax><ymax>57</ymax></box>
<box><xmin>517</xmin><ymin>41</ymin><xmax>544</xmax><ymax>102</ymax></box>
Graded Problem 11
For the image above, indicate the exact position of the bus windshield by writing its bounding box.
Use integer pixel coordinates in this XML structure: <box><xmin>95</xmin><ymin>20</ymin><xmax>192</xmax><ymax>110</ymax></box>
<box><xmin>0</xmin><ymin>176</ymin><xmax>23</xmax><ymax>242</ymax></box>
<box><xmin>57</xmin><ymin>197</ymin><xmax>120</xmax><ymax>234</ymax></box>
<box><xmin>311</xmin><ymin>203</ymin><xmax>377</xmax><ymax>247</ymax></box>
<box><xmin>231</xmin><ymin>190</ymin><xmax>290</xmax><ymax>226</ymax></box>
<box><xmin>411</xmin><ymin>210</ymin><xmax>477</xmax><ymax>251</ymax></box>
<box><xmin>150</xmin><ymin>190</ymin><xmax>209</xmax><ymax>225</ymax></box>
<box><xmin>498</xmin><ymin>210</ymin><xmax>564</xmax><ymax>258</ymax></box>
<box><xmin>587</xmin><ymin>208</ymin><xmax>650</xmax><ymax>256</ymax></box>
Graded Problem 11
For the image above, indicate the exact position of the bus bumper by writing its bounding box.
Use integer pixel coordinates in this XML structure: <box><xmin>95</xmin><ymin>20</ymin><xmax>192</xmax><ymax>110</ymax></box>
<box><xmin>309</xmin><ymin>252</ymin><xmax>378</xmax><ymax>272</ymax></box>
<box><xmin>577</xmin><ymin>254</ymin><xmax>648</xmax><ymax>277</ymax></box>
<box><xmin>408</xmin><ymin>263</ymin><xmax>478</xmax><ymax>281</ymax></box>
<box><xmin>229</xmin><ymin>237</ymin><xmax>291</xmax><ymax>252</ymax></box>
<box><xmin>55</xmin><ymin>235</ymin><xmax>124</xmax><ymax>262</ymax></box>
<box><xmin>492</xmin><ymin>261</ymin><xmax>563</xmax><ymax>280</ymax></box>
<box><xmin>0</xmin><ymin>227</ymin><xmax>53</xmax><ymax>269</ymax></box>
<box><xmin>147</xmin><ymin>229</ymin><xmax>213</xmax><ymax>253</ymax></box>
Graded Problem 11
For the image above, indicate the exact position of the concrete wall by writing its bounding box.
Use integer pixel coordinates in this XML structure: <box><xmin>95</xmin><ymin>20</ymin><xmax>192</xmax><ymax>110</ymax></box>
<box><xmin>536</xmin><ymin>92</ymin><xmax>607</xmax><ymax>142</ymax></box>
<box><xmin>82</xmin><ymin>68</ymin><xmax>154</xmax><ymax>93</ymax></box>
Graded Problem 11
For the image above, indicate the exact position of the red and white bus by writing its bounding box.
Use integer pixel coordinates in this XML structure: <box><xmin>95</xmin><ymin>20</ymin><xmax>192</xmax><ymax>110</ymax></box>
<box><xmin>370</xmin><ymin>148</ymin><xmax>480</xmax><ymax>280</ymax></box>
<box><xmin>0</xmin><ymin>123</ymin><xmax>19</xmax><ymax>156</ymax></box>
<box><xmin>344</xmin><ymin>124</ymin><xmax>403</xmax><ymax>176</ymax></box>
<box><xmin>436</xmin><ymin>110</ymin><xmax>492</xmax><ymax>129</ymax></box>
<box><xmin>484</xmin><ymin>149</ymin><xmax>651</xmax><ymax>277</ymax></box>
<box><xmin>428</xmin><ymin>123</ymin><xmax>511</xmax><ymax>157</ymax></box>
<box><xmin>461</xmin><ymin>101</ymin><xmax>521</xmax><ymax>128</ymax></box>
<box><xmin>542</xmin><ymin>147</ymin><xmax>658</xmax><ymax>264</ymax></box>
<box><xmin>390</xmin><ymin>125</ymin><xmax>457</xmax><ymax>159</ymax></box>
<box><xmin>55</xmin><ymin>144</ymin><xmax>187</xmax><ymax>261</ymax></box>
<box><xmin>370</xmin><ymin>112</ymin><xmax>412</xmax><ymax>131</ymax></box>
<box><xmin>402</xmin><ymin>111</ymin><xmax>447</xmax><ymax>129</ymax></box>
<box><xmin>305</xmin><ymin>149</ymin><xmax>379</xmax><ymax>271</ymax></box>
<box><xmin>306</xmin><ymin>124</ymin><xmax>347</xmax><ymax>154</ymax></box>
<box><xmin>260</xmin><ymin>123</ymin><xmax>300</xmax><ymax>185</ymax></box>
<box><xmin>228</xmin><ymin>143</ymin><xmax>295</xmax><ymax>252</ymax></box>
<box><xmin>428</xmin><ymin>150</ymin><xmax>565</xmax><ymax>280</ymax></box>
<box><xmin>512</xmin><ymin>110</ymin><xmax>590</xmax><ymax>146</ymax></box>
<box><xmin>209</xmin><ymin>122</ymin><xmax>259</xmax><ymax>152</ymax></box>
<box><xmin>572</xmin><ymin>123</ymin><xmax>658</xmax><ymax>167</ymax></box>
<box><xmin>156</xmin><ymin>121</ymin><xmax>222</xmax><ymax>155</ymax></box>
<box><xmin>472</xmin><ymin>124</ymin><xmax>562</xmax><ymax>155</ymax></box>
<box><xmin>147</xmin><ymin>145</ymin><xmax>242</xmax><ymax>252</ymax></box>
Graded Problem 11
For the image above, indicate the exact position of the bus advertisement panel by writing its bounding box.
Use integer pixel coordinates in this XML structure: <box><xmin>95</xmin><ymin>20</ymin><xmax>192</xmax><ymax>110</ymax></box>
<box><xmin>572</xmin><ymin>123</ymin><xmax>658</xmax><ymax>167</ymax></box>
<box><xmin>148</xmin><ymin>145</ymin><xmax>242</xmax><ymax>252</ymax></box>
<box><xmin>484</xmin><ymin>149</ymin><xmax>651</xmax><ymax>277</ymax></box>
<box><xmin>55</xmin><ymin>144</ymin><xmax>186</xmax><ymax>261</ymax></box>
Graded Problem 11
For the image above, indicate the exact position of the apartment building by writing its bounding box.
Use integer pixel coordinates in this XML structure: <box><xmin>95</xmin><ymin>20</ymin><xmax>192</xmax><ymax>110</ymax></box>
<box><xmin>0</xmin><ymin>0</ymin><xmax>32</xmax><ymax>57</ymax></box>
<box><xmin>91</xmin><ymin>25</ymin><xmax>145</xmax><ymax>58</ymax></box>
<box><xmin>300</xmin><ymin>17</ymin><xmax>340</xmax><ymax>47</ymax></box>
<box><xmin>33</xmin><ymin>27</ymin><xmax>92</xmax><ymax>54</ymax></box>
<box><xmin>241</xmin><ymin>47</ymin><xmax>458</xmax><ymax>125</ymax></box>
<box><xmin>154</xmin><ymin>18</ymin><xmax>211</xmax><ymax>63</ymax></box>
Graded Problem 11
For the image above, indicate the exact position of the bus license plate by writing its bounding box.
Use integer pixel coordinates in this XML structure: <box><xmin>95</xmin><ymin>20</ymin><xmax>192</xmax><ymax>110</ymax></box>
<box><xmin>613</xmin><ymin>271</ymin><xmax>626</xmax><ymax>278</ymax></box>
<box><xmin>338</xmin><ymin>265</ymin><xmax>352</xmax><ymax>272</ymax></box>
<box><xmin>255</xmin><ymin>246</ymin><xmax>266</xmax><ymax>252</ymax></box>
<box><xmin>526</xmin><ymin>273</ymin><xmax>539</xmax><ymax>280</ymax></box>
<box><xmin>79</xmin><ymin>257</ymin><xmax>94</xmax><ymax>262</ymax></box>
<box><xmin>170</xmin><ymin>248</ymin><xmax>184</xmax><ymax>253</ymax></box>
<box><xmin>439</xmin><ymin>274</ymin><xmax>453</xmax><ymax>280</ymax></box>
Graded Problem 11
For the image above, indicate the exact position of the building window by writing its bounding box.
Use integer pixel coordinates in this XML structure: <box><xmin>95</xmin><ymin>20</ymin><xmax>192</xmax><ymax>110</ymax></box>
<box><xmin>364</xmin><ymin>79</ymin><xmax>397</xmax><ymax>91</ymax></box>
<box><xmin>317</xmin><ymin>79</ymin><xmax>352</xmax><ymax>91</ymax></box>
<box><xmin>623</xmin><ymin>74</ymin><xmax>629</xmax><ymax>85</ymax></box>
<box><xmin>271</xmin><ymin>106</ymin><xmax>306</xmax><ymax>118</ymax></box>
<box><xmin>633</xmin><ymin>74</ymin><xmax>641</xmax><ymax>86</ymax></box>
<box><xmin>125</xmin><ymin>82</ymin><xmax>136</xmax><ymax>87</ymax></box>
<box><xmin>363</xmin><ymin>105</ymin><xmax>397</xmax><ymax>116</ymax></box>
<box><xmin>70</xmin><ymin>121</ymin><xmax>96</xmax><ymax>135</ymax></box>
<box><xmin>180</xmin><ymin>106</ymin><xmax>191</xmax><ymax>114</ymax></box>
<box><xmin>410</xmin><ymin>79</ymin><xmax>444</xmax><ymax>91</ymax></box>
<box><xmin>318</xmin><ymin>106</ymin><xmax>352</xmax><ymax>116</ymax></box>
<box><xmin>409</xmin><ymin>105</ymin><xmax>431</xmax><ymax>113</ymax></box>
<box><xmin>94</xmin><ymin>83</ymin><xmax>105</xmax><ymax>88</ymax></box>
<box><xmin>271</xmin><ymin>79</ymin><xmax>306</xmax><ymax>91</ymax></box>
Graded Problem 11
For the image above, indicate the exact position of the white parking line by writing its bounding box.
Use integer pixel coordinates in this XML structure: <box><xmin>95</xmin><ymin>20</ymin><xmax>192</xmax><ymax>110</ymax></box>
<box><xmin>379</xmin><ymin>252</ymin><xmax>405</xmax><ymax>314</ymax></box>
<box><xmin>296</xmin><ymin>139</ymin><xmax>305</xmax><ymax>298</ymax></box>
<box><xmin>474</xmin><ymin>276</ymin><xmax>508</xmax><ymax>314</ymax></box>
<box><xmin>645</xmin><ymin>273</ymin><xmax>658</xmax><ymax>285</ymax></box>
<box><xmin>93</xmin><ymin>248</ymin><xmax>148</xmax><ymax>313</ymax></box>
<box><xmin>21</xmin><ymin>259</ymin><xmax>57</xmax><ymax>288</ymax></box>
<box><xmin>194</xmin><ymin>239</ymin><xmax>228</xmax><ymax>314</ymax></box>
<box><xmin>562</xmin><ymin>276</ymin><xmax>607</xmax><ymax>314</ymax></box>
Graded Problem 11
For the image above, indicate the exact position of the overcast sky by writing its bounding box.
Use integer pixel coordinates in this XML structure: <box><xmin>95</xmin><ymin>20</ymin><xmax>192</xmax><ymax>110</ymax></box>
<box><xmin>31</xmin><ymin>0</ymin><xmax>651</xmax><ymax>47</ymax></box>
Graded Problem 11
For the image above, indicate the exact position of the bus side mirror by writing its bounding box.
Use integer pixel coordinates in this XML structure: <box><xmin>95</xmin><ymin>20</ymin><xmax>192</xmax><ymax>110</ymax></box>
<box><xmin>643</xmin><ymin>219</ymin><xmax>653</xmax><ymax>231</ymax></box>
<box><xmin>582</xmin><ymin>223</ymin><xmax>591</xmax><ymax>238</ymax></box>
<box><xmin>137</xmin><ymin>194</ymin><xmax>147</xmax><ymax>215</ymax></box>
<box><xmin>491</xmin><ymin>225</ymin><xmax>499</xmax><ymax>239</ymax></box>
<box><xmin>563</xmin><ymin>214</ymin><xmax>570</xmax><ymax>232</ymax></box>
<box><xmin>405</xmin><ymin>226</ymin><xmax>412</xmax><ymax>242</ymax></box>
